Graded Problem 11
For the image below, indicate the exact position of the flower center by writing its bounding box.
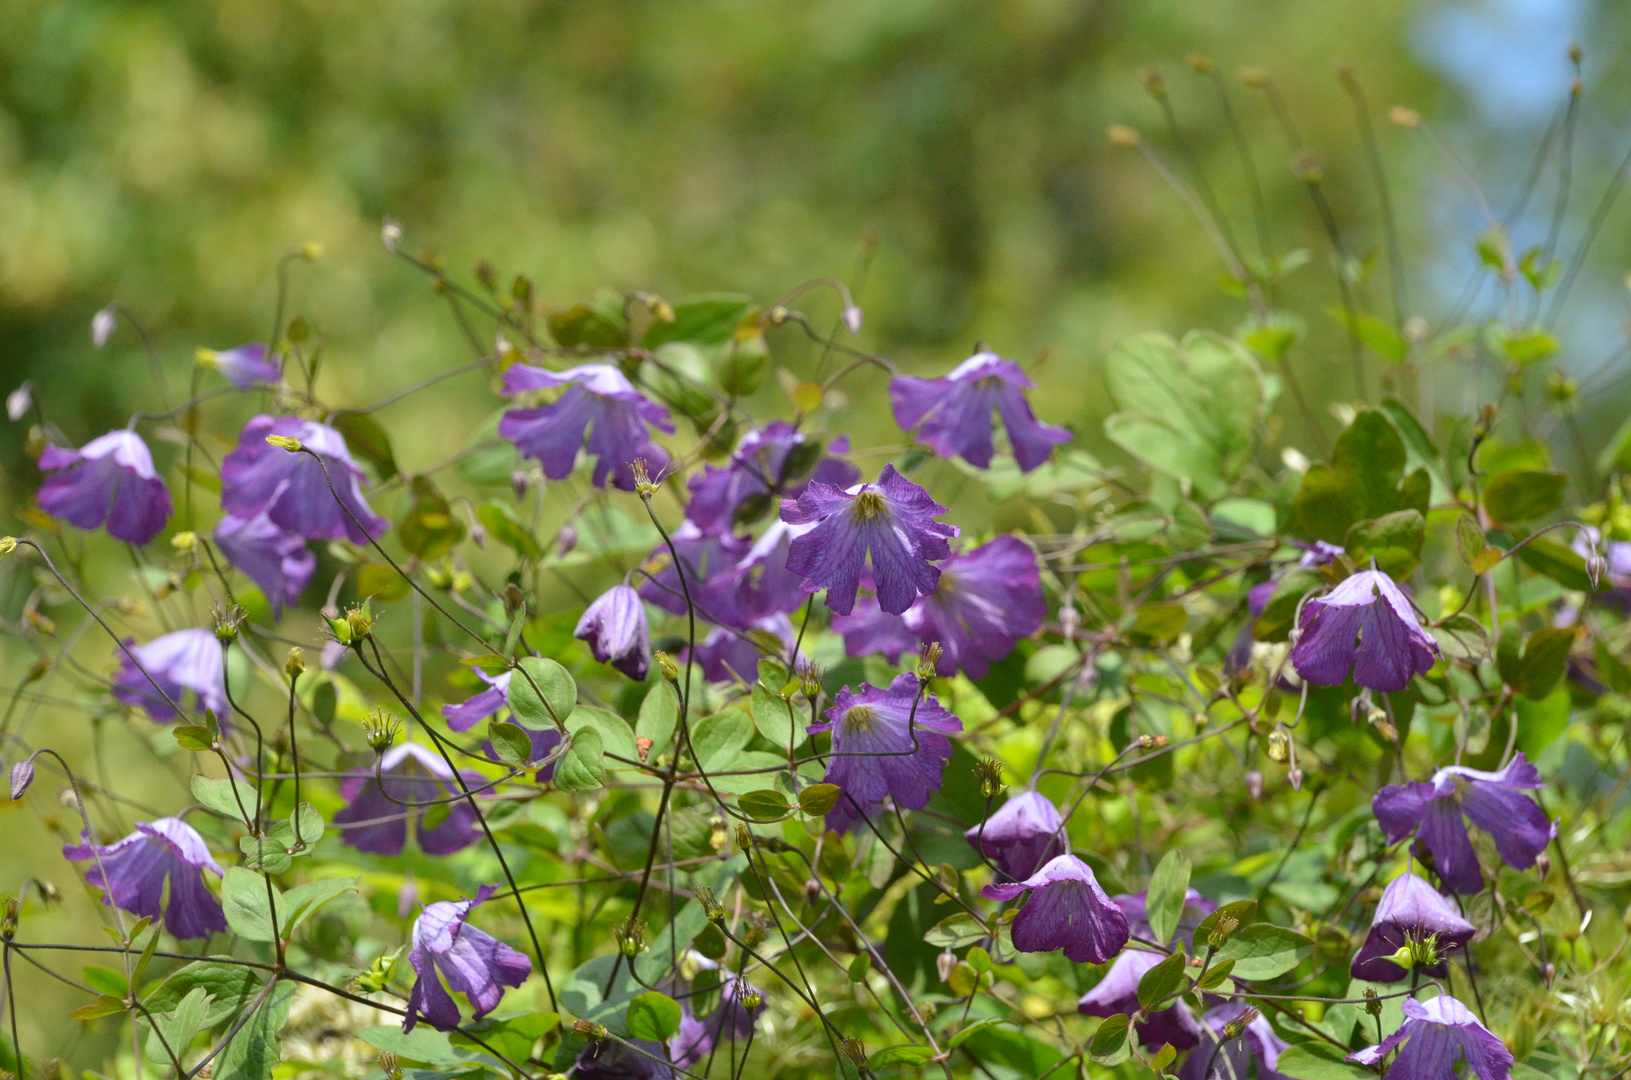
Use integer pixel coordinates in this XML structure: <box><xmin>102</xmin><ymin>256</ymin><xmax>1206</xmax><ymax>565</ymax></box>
<box><xmin>843</xmin><ymin>705</ymin><xmax>877</xmax><ymax>732</ymax></box>
<box><xmin>850</xmin><ymin>491</ymin><xmax>887</xmax><ymax>522</ymax></box>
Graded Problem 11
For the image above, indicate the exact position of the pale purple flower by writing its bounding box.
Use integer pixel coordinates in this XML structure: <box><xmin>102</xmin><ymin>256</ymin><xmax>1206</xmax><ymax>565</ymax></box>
<box><xmin>498</xmin><ymin>363</ymin><xmax>674</xmax><ymax>491</ymax></box>
<box><xmin>1290</xmin><ymin>568</ymin><xmax>1439</xmax><ymax>692</ymax></box>
<box><xmin>904</xmin><ymin>536</ymin><xmax>1044</xmax><ymax>679</ymax></box>
<box><xmin>810</xmin><ymin>673</ymin><xmax>962</xmax><ymax>834</ymax></box>
<box><xmin>333</xmin><ymin>743</ymin><xmax>482</xmax><ymax>856</ymax></box>
<box><xmin>639</xmin><ymin>522</ymin><xmax>752</xmax><ymax>624</ymax></box>
<box><xmin>1351</xmin><ymin>871</ymin><xmax>1477</xmax><ymax>983</ymax></box>
<box><xmin>1347</xmin><ymin>996</ymin><xmax>1512</xmax><ymax>1080</ymax></box>
<box><xmin>200</xmin><ymin>343</ymin><xmax>279</xmax><ymax>389</ymax></box>
<box><xmin>671</xmin><ymin>967</ymin><xmax>763</xmax><ymax>1070</ymax></box>
<box><xmin>829</xmin><ymin>587</ymin><xmax>918</xmax><ymax>665</ymax></box>
<box><xmin>688</xmin><ymin>614</ymin><xmax>794</xmax><ymax>685</ymax></box>
<box><xmin>575</xmin><ymin>584</ymin><xmax>651</xmax><ymax>680</ymax></box>
<box><xmin>220</xmin><ymin>415</ymin><xmax>387</xmax><ymax>543</ymax></box>
<box><xmin>64</xmin><ymin>818</ymin><xmax>226</xmax><ymax>939</ymax></box>
<box><xmin>779</xmin><ymin>464</ymin><xmax>958</xmax><ymax>616</ymax></box>
<box><xmin>985</xmin><ymin>854</ymin><xmax>1130</xmax><ymax>965</ymax></box>
<box><xmin>442</xmin><ymin>670</ymin><xmax>512</xmax><ymax>732</ymax></box>
<box><xmin>966</xmin><ymin>790</ymin><xmax>1065</xmax><ymax>880</ymax></box>
<box><xmin>37</xmin><ymin>430</ymin><xmax>172</xmax><ymax>544</ymax></box>
<box><xmin>1078</xmin><ymin>946</ymin><xmax>1202</xmax><ymax>1049</ymax></box>
<box><xmin>7</xmin><ymin>381</ymin><xmax>33</xmax><ymax>421</ymax></box>
<box><xmin>1372</xmin><ymin>754</ymin><xmax>1555</xmax><ymax>894</ymax></box>
<box><xmin>889</xmin><ymin>351</ymin><xmax>1070</xmax><ymax>472</ymax></box>
<box><xmin>1181</xmin><ymin>1001</ymin><xmax>1290</xmax><ymax>1080</ymax></box>
<box><xmin>404</xmin><ymin>885</ymin><xmax>531</xmax><ymax>1032</ymax></box>
<box><xmin>111</xmin><ymin>628</ymin><xmax>226</xmax><ymax>723</ymax></box>
<box><xmin>686</xmin><ymin>422</ymin><xmax>860</xmax><ymax>534</ymax></box>
<box><xmin>213</xmin><ymin>513</ymin><xmax>314</xmax><ymax>616</ymax></box>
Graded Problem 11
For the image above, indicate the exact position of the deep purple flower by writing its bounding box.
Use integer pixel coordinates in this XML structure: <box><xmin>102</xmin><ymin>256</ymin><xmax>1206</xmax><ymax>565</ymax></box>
<box><xmin>199</xmin><ymin>343</ymin><xmax>279</xmax><ymax>389</ymax></box>
<box><xmin>443</xmin><ymin>670</ymin><xmax>512</xmax><ymax>732</ymax></box>
<box><xmin>403</xmin><ymin>885</ymin><xmax>531</xmax><ymax>1032</ymax></box>
<box><xmin>688</xmin><ymin>614</ymin><xmax>794</xmax><ymax>685</ymax></box>
<box><xmin>1347</xmin><ymin>996</ymin><xmax>1512</xmax><ymax>1080</ymax></box>
<box><xmin>499</xmin><ymin>363</ymin><xmax>674</xmax><ymax>491</ymax></box>
<box><xmin>809</xmin><ymin>673</ymin><xmax>962</xmax><ymax>834</ymax></box>
<box><xmin>889</xmin><ymin>351</ymin><xmax>1070</xmax><ymax>472</ymax></box>
<box><xmin>779</xmin><ymin>464</ymin><xmax>958</xmax><ymax>616</ymax></box>
<box><xmin>1078</xmin><ymin>947</ymin><xmax>1202</xmax><ymax>1049</ymax></box>
<box><xmin>570</xmin><ymin>1038</ymin><xmax>671</xmax><ymax>1079</ymax></box>
<box><xmin>37</xmin><ymin>430</ymin><xmax>172</xmax><ymax>544</ymax></box>
<box><xmin>983</xmin><ymin>854</ymin><xmax>1131</xmax><ymax>964</ymax></box>
<box><xmin>1290</xmin><ymin>568</ymin><xmax>1439</xmax><ymax>692</ymax></box>
<box><xmin>111</xmin><ymin>628</ymin><xmax>226</xmax><ymax>723</ymax></box>
<box><xmin>220</xmin><ymin>415</ymin><xmax>387</xmax><ymax>543</ymax></box>
<box><xmin>965</xmin><ymin>790</ymin><xmax>1065</xmax><ymax>880</ymax></box>
<box><xmin>213</xmin><ymin>513</ymin><xmax>315</xmax><ymax>616</ymax></box>
<box><xmin>1181</xmin><ymin>1001</ymin><xmax>1290</xmax><ymax>1080</ymax></box>
<box><xmin>333</xmin><ymin>744</ymin><xmax>482</xmax><ymax>856</ymax></box>
<box><xmin>639</xmin><ymin>522</ymin><xmax>752</xmax><ymax>623</ymax></box>
<box><xmin>686</xmin><ymin>422</ymin><xmax>860</xmax><ymax>534</ymax></box>
<box><xmin>1372</xmin><ymin>754</ymin><xmax>1555</xmax><ymax>894</ymax></box>
<box><xmin>1351</xmin><ymin>871</ymin><xmax>1477</xmax><ymax>982</ymax></box>
<box><xmin>64</xmin><ymin>818</ymin><xmax>226</xmax><ymax>939</ymax></box>
<box><xmin>576</xmin><ymin>584</ymin><xmax>651</xmax><ymax>680</ymax></box>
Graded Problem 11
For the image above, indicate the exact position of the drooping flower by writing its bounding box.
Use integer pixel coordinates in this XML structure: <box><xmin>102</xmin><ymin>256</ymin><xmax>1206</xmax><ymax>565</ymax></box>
<box><xmin>220</xmin><ymin>415</ymin><xmax>387</xmax><ymax>543</ymax></box>
<box><xmin>1350</xmin><ymin>871</ymin><xmax>1477</xmax><ymax>982</ymax></box>
<box><xmin>63</xmin><ymin>818</ymin><xmax>226</xmax><ymax>939</ymax></box>
<box><xmin>686</xmin><ymin>422</ymin><xmax>860</xmax><ymax>534</ymax></box>
<box><xmin>442</xmin><ymin>670</ymin><xmax>512</xmax><ymax>732</ymax></box>
<box><xmin>37</xmin><ymin>430</ymin><xmax>172</xmax><ymax>544</ymax></box>
<box><xmin>569</xmin><ymin>1038</ymin><xmax>672</xmax><ymax>1079</ymax></box>
<box><xmin>111</xmin><ymin>628</ymin><xmax>226</xmax><ymax>723</ymax></box>
<box><xmin>810</xmin><ymin>673</ymin><xmax>962</xmax><ymax>834</ymax></box>
<box><xmin>889</xmin><ymin>351</ymin><xmax>1071</xmax><ymax>472</ymax></box>
<box><xmin>1290</xmin><ymin>568</ymin><xmax>1439</xmax><ymax>692</ymax></box>
<box><xmin>984</xmin><ymin>854</ymin><xmax>1130</xmax><ymax>965</ymax></box>
<box><xmin>1180</xmin><ymin>1001</ymin><xmax>1290</xmax><ymax>1080</ymax></box>
<box><xmin>403</xmin><ymin>885</ymin><xmax>531</xmax><ymax>1032</ymax></box>
<box><xmin>213</xmin><ymin>513</ymin><xmax>315</xmax><ymax>616</ymax></box>
<box><xmin>1372</xmin><ymin>755</ymin><xmax>1555</xmax><ymax>894</ymax></box>
<box><xmin>902</xmin><ymin>536</ymin><xmax>1044</xmax><ymax>679</ymax></box>
<box><xmin>498</xmin><ymin>363</ymin><xmax>674</xmax><ymax>491</ymax></box>
<box><xmin>575</xmin><ymin>584</ymin><xmax>651</xmax><ymax>680</ymax></box>
<box><xmin>333</xmin><ymin>743</ymin><xmax>482</xmax><ymax>856</ymax></box>
<box><xmin>965</xmin><ymin>789</ymin><xmax>1065</xmax><ymax>880</ymax></box>
<box><xmin>779</xmin><ymin>464</ymin><xmax>958</xmax><ymax>615</ymax></box>
<box><xmin>688</xmin><ymin>614</ymin><xmax>794</xmax><ymax>685</ymax></box>
<box><xmin>198</xmin><ymin>343</ymin><xmax>279</xmax><ymax>389</ymax></box>
<box><xmin>1078</xmin><ymin>947</ymin><xmax>1202</xmax><ymax>1049</ymax></box>
<box><xmin>1347</xmin><ymin>995</ymin><xmax>1512</xmax><ymax>1080</ymax></box>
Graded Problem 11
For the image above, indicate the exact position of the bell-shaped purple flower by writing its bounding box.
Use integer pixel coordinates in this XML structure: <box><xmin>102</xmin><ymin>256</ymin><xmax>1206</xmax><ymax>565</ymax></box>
<box><xmin>809</xmin><ymin>673</ymin><xmax>962</xmax><ymax>834</ymax></box>
<box><xmin>966</xmin><ymin>790</ymin><xmax>1065</xmax><ymax>880</ymax></box>
<box><xmin>904</xmin><ymin>536</ymin><xmax>1044</xmax><ymax>679</ymax></box>
<box><xmin>985</xmin><ymin>854</ymin><xmax>1130</xmax><ymax>964</ymax></box>
<box><xmin>1078</xmin><ymin>946</ymin><xmax>1203</xmax><ymax>1049</ymax></box>
<box><xmin>1290</xmin><ymin>568</ymin><xmax>1439</xmax><ymax>692</ymax></box>
<box><xmin>1372</xmin><ymin>754</ymin><xmax>1555</xmax><ymax>894</ymax></box>
<box><xmin>1351</xmin><ymin>871</ymin><xmax>1477</xmax><ymax>982</ymax></box>
<box><xmin>499</xmin><ymin>363</ymin><xmax>674</xmax><ymax>491</ymax></box>
<box><xmin>575</xmin><ymin>584</ymin><xmax>651</xmax><ymax>680</ymax></box>
<box><xmin>64</xmin><ymin>818</ymin><xmax>226</xmax><ymax>939</ymax></box>
<box><xmin>220</xmin><ymin>415</ymin><xmax>387</xmax><ymax>543</ymax></box>
<box><xmin>890</xmin><ymin>352</ymin><xmax>1070</xmax><ymax>472</ymax></box>
<box><xmin>199</xmin><ymin>343</ymin><xmax>279</xmax><ymax>389</ymax></box>
<box><xmin>37</xmin><ymin>430</ymin><xmax>172</xmax><ymax>544</ymax></box>
<box><xmin>333</xmin><ymin>743</ymin><xmax>482</xmax><ymax>856</ymax></box>
<box><xmin>1347</xmin><ymin>995</ymin><xmax>1512</xmax><ymax>1080</ymax></box>
<box><xmin>687</xmin><ymin>422</ymin><xmax>860</xmax><ymax>534</ymax></box>
<box><xmin>111</xmin><ymin>628</ymin><xmax>226</xmax><ymax>723</ymax></box>
<box><xmin>569</xmin><ymin>1038</ymin><xmax>672</xmax><ymax>1079</ymax></box>
<box><xmin>443</xmin><ymin>670</ymin><xmax>511</xmax><ymax>732</ymax></box>
<box><xmin>403</xmin><ymin>885</ymin><xmax>531</xmax><ymax>1032</ymax></box>
<box><xmin>1180</xmin><ymin>1001</ymin><xmax>1290</xmax><ymax>1080</ymax></box>
<box><xmin>213</xmin><ymin>513</ymin><xmax>315</xmax><ymax>616</ymax></box>
<box><xmin>779</xmin><ymin>464</ymin><xmax>958</xmax><ymax>616</ymax></box>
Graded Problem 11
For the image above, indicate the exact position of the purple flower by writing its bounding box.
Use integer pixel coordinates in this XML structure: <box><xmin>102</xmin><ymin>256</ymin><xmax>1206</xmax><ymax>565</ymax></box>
<box><xmin>809</xmin><ymin>673</ymin><xmax>962</xmax><ymax>834</ymax></box>
<box><xmin>220</xmin><ymin>415</ymin><xmax>387</xmax><ymax>543</ymax></box>
<box><xmin>965</xmin><ymin>790</ymin><xmax>1065</xmax><ymax>880</ymax></box>
<box><xmin>639</xmin><ymin>522</ymin><xmax>752</xmax><ymax>623</ymax></box>
<box><xmin>403</xmin><ymin>885</ymin><xmax>531</xmax><ymax>1032</ymax></box>
<box><xmin>1351</xmin><ymin>871</ymin><xmax>1477</xmax><ymax>983</ymax></box>
<box><xmin>37</xmin><ymin>430</ymin><xmax>172</xmax><ymax>544</ymax></box>
<box><xmin>333</xmin><ymin>744</ymin><xmax>482</xmax><ymax>856</ymax></box>
<box><xmin>906</xmin><ymin>536</ymin><xmax>1044</xmax><ymax>679</ymax></box>
<box><xmin>575</xmin><ymin>584</ymin><xmax>651</xmax><ymax>680</ymax></box>
<box><xmin>889</xmin><ymin>351</ymin><xmax>1070</xmax><ymax>472</ymax></box>
<box><xmin>1290</xmin><ymin>568</ymin><xmax>1439</xmax><ymax>692</ymax></box>
<box><xmin>983</xmin><ymin>854</ymin><xmax>1131</xmax><ymax>964</ymax></box>
<box><xmin>779</xmin><ymin>464</ymin><xmax>958</xmax><ymax>616</ymax></box>
<box><xmin>829</xmin><ymin>586</ymin><xmax>918</xmax><ymax>665</ymax></box>
<box><xmin>671</xmin><ymin>971</ymin><xmax>764</xmax><ymax>1070</ymax></box>
<box><xmin>1372</xmin><ymin>755</ymin><xmax>1555</xmax><ymax>894</ymax></box>
<box><xmin>199</xmin><ymin>343</ymin><xmax>279</xmax><ymax>389</ymax></box>
<box><xmin>213</xmin><ymin>513</ymin><xmax>314</xmax><ymax>616</ymax></box>
<box><xmin>688</xmin><ymin>614</ymin><xmax>794</xmax><ymax>685</ymax></box>
<box><xmin>1181</xmin><ymin>1001</ymin><xmax>1290</xmax><ymax>1080</ymax></box>
<box><xmin>498</xmin><ymin>363</ymin><xmax>674</xmax><ymax>491</ymax></box>
<box><xmin>686</xmin><ymin>422</ymin><xmax>860</xmax><ymax>534</ymax></box>
<box><xmin>111</xmin><ymin>628</ymin><xmax>226</xmax><ymax>723</ymax></box>
<box><xmin>1347</xmin><ymin>995</ymin><xmax>1512</xmax><ymax>1080</ymax></box>
<box><xmin>442</xmin><ymin>670</ymin><xmax>512</xmax><ymax>732</ymax></box>
<box><xmin>1078</xmin><ymin>947</ymin><xmax>1202</xmax><ymax>1049</ymax></box>
<box><xmin>63</xmin><ymin>818</ymin><xmax>226</xmax><ymax>939</ymax></box>
<box><xmin>569</xmin><ymin>1039</ymin><xmax>671</xmax><ymax>1079</ymax></box>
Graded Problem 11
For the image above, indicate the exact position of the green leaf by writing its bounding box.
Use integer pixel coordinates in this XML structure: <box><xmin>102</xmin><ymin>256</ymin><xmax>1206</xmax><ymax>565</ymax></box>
<box><xmin>191</xmin><ymin>775</ymin><xmax>260</xmax><ymax>823</ymax></box>
<box><xmin>143</xmin><ymin>985</ymin><xmax>212</xmax><ymax>1064</ymax></box>
<box><xmin>1150</xmin><ymin>1042</ymin><xmax>1178</xmax><ymax>1072</ymax></box>
<box><xmin>1516</xmin><ymin>685</ymin><xmax>1571</xmax><ymax>756</ymax></box>
<box><xmin>751</xmin><ymin>682</ymin><xmax>806</xmax><ymax>750</ymax></box>
<box><xmin>1275</xmin><ymin>1042</ymin><xmax>1373</xmax><ymax>1080</ymax></box>
<box><xmin>1088</xmin><ymin>1013</ymin><xmax>1132</xmax><ymax>1064</ymax></box>
<box><xmin>214</xmin><ymin>979</ymin><xmax>295</xmax><ymax>1080</ymax></box>
<box><xmin>1145</xmin><ymin>850</ymin><xmax>1192</xmax><ymax>945</ymax></box>
<box><xmin>1433</xmin><ymin>614</ymin><xmax>1491</xmax><ymax>665</ymax></box>
<box><xmin>1498</xmin><ymin>626</ymin><xmax>1578</xmax><ymax>701</ymax></box>
<box><xmin>331</xmin><ymin>412</ymin><xmax>397</xmax><ymax>479</ymax></box>
<box><xmin>449</xmin><ymin>1011</ymin><xmax>559</xmax><ymax>1064</ymax></box>
<box><xmin>554</xmin><ymin>726</ymin><xmax>606</xmax><ymax>792</ymax></box>
<box><xmin>1515</xmin><ymin>535</ymin><xmax>1596</xmax><ymax>592</ymax></box>
<box><xmin>870</xmin><ymin>1044</ymin><xmax>938</xmax><ymax>1067</ymax></box>
<box><xmin>1294</xmin><ymin>410</ymin><xmax>1429</xmax><ymax>542</ymax></box>
<box><xmin>238</xmin><ymin>836</ymin><xmax>292</xmax><ymax>875</ymax></box>
<box><xmin>1135</xmin><ymin>950</ymin><xmax>1188</xmax><ymax>1010</ymax></box>
<box><xmin>221</xmin><ymin>869</ymin><xmax>280</xmax><ymax>943</ymax></box>
<box><xmin>738</xmin><ymin>789</ymin><xmax>792</xmax><ymax>822</ymax></box>
<box><xmin>144</xmin><ymin>961</ymin><xmax>265</xmax><ymax>1030</ymax></box>
<box><xmin>287</xmin><ymin>803</ymin><xmax>324</xmax><ymax>852</ymax></box>
<box><xmin>279</xmin><ymin>877</ymin><xmax>357</xmax><ymax>936</ymax></box>
<box><xmin>1344</xmin><ymin>509</ymin><xmax>1426</xmax><ymax>578</ymax></box>
<box><xmin>488</xmin><ymin>719</ymin><xmax>534</xmax><ymax>766</ymax></box>
<box><xmin>1195</xmin><ymin>899</ymin><xmax>1258</xmax><ymax>945</ymax></box>
<box><xmin>798</xmin><ymin>783</ymin><xmax>841</xmax><ymax>817</ymax></box>
<box><xmin>507</xmin><ymin>656</ymin><xmax>576</xmax><ymax>730</ymax></box>
<box><xmin>1487</xmin><ymin>324</ymin><xmax>1560</xmax><ymax>366</ymax></box>
<box><xmin>1130</xmin><ymin>603</ymin><xmax>1188</xmax><ymax>645</ymax></box>
<box><xmin>548</xmin><ymin>303</ymin><xmax>627</xmax><ymax>348</ymax></box>
<box><xmin>358</xmin><ymin>1026</ymin><xmax>490</xmax><ymax>1068</ymax></box>
<box><xmin>643</xmin><ymin>295</ymin><xmax>754</xmax><ymax>349</ymax></box>
<box><xmin>1483</xmin><ymin>470</ymin><xmax>1568</xmax><ymax>524</ymax></box>
<box><xmin>355</xmin><ymin>563</ymin><xmax>411</xmax><ymax>603</ymax></box>
<box><xmin>923</xmin><ymin>913</ymin><xmax>988</xmax><ymax>949</ymax></box>
<box><xmin>636</xmin><ymin>681</ymin><xmax>679</xmax><ymax>754</ymax></box>
<box><xmin>565</xmin><ymin>706</ymin><xmax>639</xmax><ymax>763</ymax></box>
<box><xmin>1456</xmin><ymin>514</ymin><xmax>1486</xmax><ymax>567</ymax></box>
<box><xmin>398</xmin><ymin>476</ymin><xmax>465</xmax><ymax>560</ymax></box>
<box><xmin>477</xmin><ymin>500</ymin><xmax>542</xmax><ymax>559</ymax></box>
<box><xmin>690</xmin><ymin>707</ymin><xmax>753</xmax><ymax>771</ymax></box>
<box><xmin>173</xmin><ymin>725</ymin><xmax>216</xmax><ymax>752</ymax></box>
<box><xmin>625</xmin><ymin>991</ymin><xmax>683</xmax><ymax>1042</ymax></box>
<box><xmin>1327</xmin><ymin>306</ymin><xmax>1408</xmax><ymax>362</ymax></box>
<box><xmin>1253</xmin><ymin>570</ymin><xmax>1320</xmax><ymax>643</ymax></box>
<box><xmin>1212</xmin><ymin>924</ymin><xmax>1313</xmax><ymax>980</ymax></box>
<box><xmin>81</xmin><ymin>966</ymin><xmax>127</xmax><ymax>998</ymax></box>
<box><xmin>69</xmin><ymin>995</ymin><xmax>127</xmax><ymax>1020</ymax></box>
<box><xmin>1380</xmin><ymin>398</ymin><xmax>1451</xmax><ymax>504</ymax></box>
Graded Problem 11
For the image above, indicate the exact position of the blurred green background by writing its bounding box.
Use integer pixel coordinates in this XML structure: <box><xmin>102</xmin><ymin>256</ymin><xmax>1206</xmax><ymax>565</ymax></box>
<box><xmin>3</xmin><ymin>0</ymin><xmax>1631</xmax><ymax>1062</ymax></box>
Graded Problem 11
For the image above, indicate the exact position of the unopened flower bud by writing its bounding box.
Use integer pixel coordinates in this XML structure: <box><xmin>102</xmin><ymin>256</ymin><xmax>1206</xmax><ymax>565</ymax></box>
<box><xmin>656</xmin><ymin>651</ymin><xmax>680</xmax><ymax>682</ymax></box>
<box><xmin>0</xmin><ymin>537</ymin><xmax>16</xmax><ymax>558</ymax></box>
<box><xmin>1107</xmin><ymin>124</ymin><xmax>1140</xmax><ymax>147</ymax></box>
<box><xmin>1239</xmin><ymin>66</ymin><xmax>1267</xmax><ymax>87</ymax></box>
<box><xmin>842</xmin><ymin>304</ymin><xmax>864</xmax><ymax>334</ymax></box>
<box><xmin>510</xmin><ymin>469</ymin><xmax>530</xmax><ymax>500</ymax></box>
<box><xmin>937</xmin><ymin>948</ymin><xmax>957</xmax><ymax>983</ymax></box>
<box><xmin>1363</xmin><ymin>987</ymin><xmax>1382</xmax><ymax>1017</ymax></box>
<box><xmin>556</xmin><ymin>524</ymin><xmax>578</xmax><ymax>557</ymax></box>
<box><xmin>1187</xmin><ymin>53</ymin><xmax>1214</xmax><ymax>74</ymax></box>
<box><xmin>1288</xmin><ymin>765</ymin><xmax>1305</xmax><ymax>791</ymax></box>
<box><xmin>300</xmin><ymin>241</ymin><xmax>323</xmax><ymax>261</ymax></box>
<box><xmin>1245</xmin><ymin>770</ymin><xmax>1265</xmax><ymax>799</ymax></box>
<box><xmin>170</xmin><ymin>531</ymin><xmax>197</xmax><ymax>553</ymax></box>
<box><xmin>1266</xmin><ymin>730</ymin><xmax>1290</xmax><ymax>762</ymax></box>
<box><xmin>1542</xmin><ymin>961</ymin><xmax>1556</xmax><ymax>987</ymax></box>
<box><xmin>10</xmin><ymin>756</ymin><xmax>37</xmax><ymax>801</ymax></box>
<box><xmin>1535</xmin><ymin>853</ymin><xmax>1551</xmax><ymax>878</ymax></box>
<box><xmin>1389</xmin><ymin>106</ymin><xmax>1422</xmax><ymax>128</ymax></box>
<box><xmin>265</xmin><ymin>434</ymin><xmax>302</xmax><ymax>453</ymax></box>
<box><xmin>381</xmin><ymin>219</ymin><xmax>403</xmax><ymax>251</ymax></box>
<box><xmin>6</xmin><ymin>382</ymin><xmax>31</xmax><ymax>422</ymax></box>
<box><xmin>91</xmin><ymin>306</ymin><xmax>117</xmax><ymax>348</ymax></box>
<box><xmin>1222</xmin><ymin>1007</ymin><xmax>1259</xmax><ymax>1041</ymax></box>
